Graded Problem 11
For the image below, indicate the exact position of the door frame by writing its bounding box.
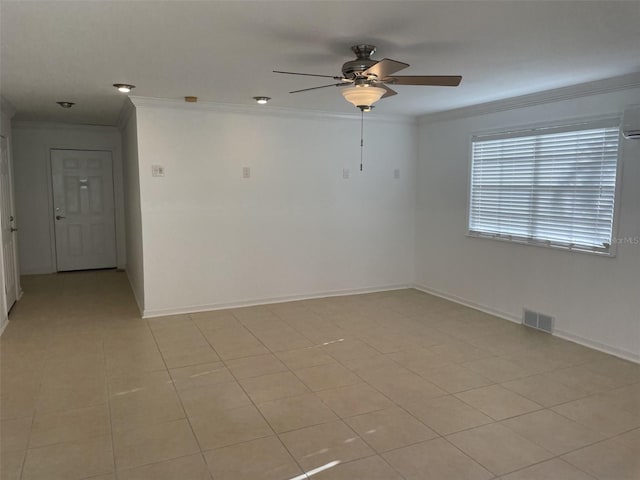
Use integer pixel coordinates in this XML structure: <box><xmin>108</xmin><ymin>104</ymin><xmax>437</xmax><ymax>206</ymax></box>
<box><xmin>0</xmin><ymin>134</ymin><xmax>22</xmax><ymax>317</ymax></box>
<box><xmin>41</xmin><ymin>138</ymin><xmax>125</xmax><ymax>273</ymax></box>
<box><xmin>49</xmin><ymin>148</ymin><xmax>117</xmax><ymax>272</ymax></box>
<box><xmin>9</xmin><ymin>122</ymin><xmax>126</xmax><ymax>275</ymax></box>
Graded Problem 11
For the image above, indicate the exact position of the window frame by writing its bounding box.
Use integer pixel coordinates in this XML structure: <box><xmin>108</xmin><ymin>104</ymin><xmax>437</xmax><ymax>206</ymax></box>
<box><xmin>465</xmin><ymin>115</ymin><xmax>623</xmax><ymax>257</ymax></box>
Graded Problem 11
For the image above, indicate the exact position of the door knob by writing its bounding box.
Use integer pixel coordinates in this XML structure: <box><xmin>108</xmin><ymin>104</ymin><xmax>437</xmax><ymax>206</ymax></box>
<box><xmin>10</xmin><ymin>227</ymin><xmax>17</xmax><ymax>232</ymax></box>
<box><xmin>55</xmin><ymin>215</ymin><xmax>66</xmax><ymax>220</ymax></box>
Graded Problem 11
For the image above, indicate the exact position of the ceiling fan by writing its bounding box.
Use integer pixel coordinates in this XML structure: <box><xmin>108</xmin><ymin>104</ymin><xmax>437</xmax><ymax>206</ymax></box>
<box><xmin>274</xmin><ymin>44</ymin><xmax>462</xmax><ymax>111</ymax></box>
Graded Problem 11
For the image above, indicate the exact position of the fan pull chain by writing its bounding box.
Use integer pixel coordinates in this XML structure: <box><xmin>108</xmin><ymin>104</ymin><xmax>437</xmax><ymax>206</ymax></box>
<box><xmin>360</xmin><ymin>108</ymin><xmax>364</xmax><ymax>171</ymax></box>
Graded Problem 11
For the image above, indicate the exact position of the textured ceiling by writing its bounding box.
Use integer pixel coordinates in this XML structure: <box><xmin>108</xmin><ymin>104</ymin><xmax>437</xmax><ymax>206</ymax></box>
<box><xmin>1</xmin><ymin>1</ymin><xmax>639</xmax><ymax>125</ymax></box>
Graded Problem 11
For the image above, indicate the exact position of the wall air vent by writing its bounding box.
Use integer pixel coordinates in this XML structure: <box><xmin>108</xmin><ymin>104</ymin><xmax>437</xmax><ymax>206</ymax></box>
<box><xmin>523</xmin><ymin>309</ymin><xmax>554</xmax><ymax>334</ymax></box>
<box><xmin>622</xmin><ymin>104</ymin><xmax>640</xmax><ymax>139</ymax></box>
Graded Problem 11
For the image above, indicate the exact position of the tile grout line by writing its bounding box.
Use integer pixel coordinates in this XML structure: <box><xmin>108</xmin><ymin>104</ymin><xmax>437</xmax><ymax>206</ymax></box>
<box><xmin>194</xmin><ymin>305</ymin><xmax>409</xmax><ymax>478</ymax></box>
<box><xmin>270</xmin><ymin>301</ymin><xmax>496</xmax><ymax>480</ymax></box>
<box><xmin>252</xmin><ymin>305</ymin><xmax>414</xmax><ymax>479</ymax></box>
<box><xmin>143</xmin><ymin>314</ymin><xmax>215</xmax><ymax>479</ymax></box>
<box><xmin>101</xmin><ymin>331</ymin><xmax>118</xmax><ymax>480</ymax></box>
<box><xmin>189</xmin><ymin>310</ymin><xmax>310</xmax><ymax>479</ymax></box>
<box><xmin>277</xmin><ymin>308</ymin><xmax>590</xmax><ymax>478</ymax></box>
<box><xmin>17</xmin><ymin>332</ymin><xmax>49</xmax><ymax>480</ymax></box>
<box><xmin>5</xmin><ymin>276</ymin><xmax>639</xmax><ymax>480</ymax></box>
<box><xmin>105</xmin><ymin>323</ymin><xmax>210</xmax><ymax>475</ymax></box>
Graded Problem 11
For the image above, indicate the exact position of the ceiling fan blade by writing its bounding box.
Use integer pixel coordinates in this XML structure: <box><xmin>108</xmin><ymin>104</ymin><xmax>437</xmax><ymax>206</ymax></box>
<box><xmin>289</xmin><ymin>83</ymin><xmax>346</xmax><ymax>94</ymax></box>
<box><xmin>379</xmin><ymin>84</ymin><xmax>398</xmax><ymax>98</ymax></box>
<box><xmin>383</xmin><ymin>75</ymin><xmax>462</xmax><ymax>87</ymax></box>
<box><xmin>274</xmin><ymin>70</ymin><xmax>344</xmax><ymax>80</ymax></box>
<box><xmin>362</xmin><ymin>58</ymin><xmax>409</xmax><ymax>79</ymax></box>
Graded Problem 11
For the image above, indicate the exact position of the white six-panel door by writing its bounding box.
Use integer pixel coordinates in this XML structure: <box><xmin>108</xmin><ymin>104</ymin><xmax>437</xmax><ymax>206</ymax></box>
<box><xmin>0</xmin><ymin>136</ymin><xmax>17</xmax><ymax>310</ymax></box>
<box><xmin>51</xmin><ymin>149</ymin><xmax>117</xmax><ymax>271</ymax></box>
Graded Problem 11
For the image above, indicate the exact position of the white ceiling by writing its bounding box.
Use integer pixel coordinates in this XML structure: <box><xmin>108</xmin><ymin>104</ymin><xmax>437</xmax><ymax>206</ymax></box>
<box><xmin>2</xmin><ymin>1</ymin><xmax>639</xmax><ymax>125</ymax></box>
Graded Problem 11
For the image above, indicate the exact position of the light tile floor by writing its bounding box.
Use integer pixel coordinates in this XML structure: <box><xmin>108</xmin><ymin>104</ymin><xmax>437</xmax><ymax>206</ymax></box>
<box><xmin>1</xmin><ymin>271</ymin><xmax>639</xmax><ymax>479</ymax></box>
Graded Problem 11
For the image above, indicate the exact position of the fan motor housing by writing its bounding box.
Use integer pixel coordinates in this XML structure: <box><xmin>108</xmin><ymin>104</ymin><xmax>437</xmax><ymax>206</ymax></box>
<box><xmin>342</xmin><ymin>44</ymin><xmax>378</xmax><ymax>79</ymax></box>
<box><xmin>342</xmin><ymin>59</ymin><xmax>377</xmax><ymax>78</ymax></box>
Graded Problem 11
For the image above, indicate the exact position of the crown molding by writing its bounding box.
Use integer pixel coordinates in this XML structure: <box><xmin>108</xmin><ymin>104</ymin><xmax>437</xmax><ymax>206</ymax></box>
<box><xmin>11</xmin><ymin>120</ymin><xmax>118</xmax><ymax>132</ymax></box>
<box><xmin>419</xmin><ymin>72</ymin><xmax>640</xmax><ymax>125</ymax></box>
<box><xmin>0</xmin><ymin>96</ymin><xmax>16</xmax><ymax>119</ymax></box>
<box><xmin>128</xmin><ymin>96</ymin><xmax>416</xmax><ymax>125</ymax></box>
<box><xmin>116</xmin><ymin>98</ymin><xmax>135</xmax><ymax>131</ymax></box>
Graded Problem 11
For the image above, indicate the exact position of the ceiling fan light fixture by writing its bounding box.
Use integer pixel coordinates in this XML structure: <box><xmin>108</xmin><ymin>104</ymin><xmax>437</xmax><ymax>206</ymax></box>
<box><xmin>56</xmin><ymin>101</ymin><xmax>75</xmax><ymax>109</ymax></box>
<box><xmin>253</xmin><ymin>96</ymin><xmax>271</xmax><ymax>104</ymax></box>
<box><xmin>341</xmin><ymin>85</ymin><xmax>385</xmax><ymax>110</ymax></box>
<box><xmin>113</xmin><ymin>83</ymin><xmax>135</xmax><ymax>93</ymax></box>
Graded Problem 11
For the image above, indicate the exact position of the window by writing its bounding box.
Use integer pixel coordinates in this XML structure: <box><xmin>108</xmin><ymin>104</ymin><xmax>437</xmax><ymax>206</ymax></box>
<box><xmin>468</xmin><ymin>119</ymin><xmax>620</xmax><ymax>255</ymax></box>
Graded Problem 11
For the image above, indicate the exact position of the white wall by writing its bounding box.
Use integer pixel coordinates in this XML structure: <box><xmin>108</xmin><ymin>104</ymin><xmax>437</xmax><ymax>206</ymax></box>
<box><xmin>416</xmin><ymin>87</ymin><xmax>640</xmax><ymax>361</ymax></box>
<box><xmin>132</xmin><ymin>99</ymin><xmax>416</xmax><ymax>316</ymax></box>
<box><xmin>12</xmin><ymin>123</ymin><xmax>125</xmax><ymax>274</ymax></box>
<box><xmin>121</xmin><ymin>107</ymin><xmax>145</xmax><ymax>311</ymax></box>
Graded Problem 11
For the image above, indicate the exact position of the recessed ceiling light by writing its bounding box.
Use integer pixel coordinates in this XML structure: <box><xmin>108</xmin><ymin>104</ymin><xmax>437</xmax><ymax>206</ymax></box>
<box><xmin>56</xmin><ymin>101</ymin><xmax>75</xmax><ymax>109</ymax></box>
<box><xmin>253</xmin><ymin>96</ymin><xmax>271</xmax><ymax>104</ymax></box>
<box><xmin>113</xmin><ymin>83</ymin><xmax>135</xmax><ymax>93</ymax></box>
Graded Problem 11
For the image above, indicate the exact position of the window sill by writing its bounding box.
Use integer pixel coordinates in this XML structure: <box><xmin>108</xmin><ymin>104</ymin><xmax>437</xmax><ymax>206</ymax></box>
<box><xmin>465</xmin><ymin>231</ymin><xmax>616</xmax><ymax>258</ymax></box>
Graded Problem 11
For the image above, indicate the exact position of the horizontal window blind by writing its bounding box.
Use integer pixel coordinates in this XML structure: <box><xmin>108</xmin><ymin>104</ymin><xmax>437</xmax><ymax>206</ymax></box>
<box><xmin>469</xmin><ymin>122</ymin><xmax>620</xmax><ymax>254</ymax></box>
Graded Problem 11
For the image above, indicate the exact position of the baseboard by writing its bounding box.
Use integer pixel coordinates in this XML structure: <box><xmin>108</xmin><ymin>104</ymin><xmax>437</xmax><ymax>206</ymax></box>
<box><xmin>412</xmin><ymin>284</ymin><xmax>521</xmax><ymax>325</ymax></box>
<box><xmin>553</xmin><ymin>329</ymin><xmax>639</xmax><ymax>364</ymax></box>
<box><xmin>413</xmin><ymin>283</ymin><xmax>639</xmax><ymax>365</ymax></box>
<box><xmin>20</xmin><ymin>267</ymin><xmax>56</xmax><ymax>275</ymax></box>
<box><xmin>0</xmin><ymin>290</ymin><xmax>24</xmax><ymax>337</ymax></box>
<box><xmin>125</xmin><ymin>270</ymin><xmax>144</xmax><ymax>316</ymax></box>
<box><xmin>142</xmin><ymin>283</ymin><xmax>412</xmax><ymax>319</ymax></box>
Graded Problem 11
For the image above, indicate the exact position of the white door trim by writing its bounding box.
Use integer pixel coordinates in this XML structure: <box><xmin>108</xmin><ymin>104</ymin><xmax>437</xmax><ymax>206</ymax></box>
<box><xmin>50</xmin><ymin>149</ymin><xmax>117</xmax><ymax>271</ymax></box>
<box><xmin>43</xmin><ymin>145</ymin><xmax>120</xmax><ymax>273</ymax></box>
<box><xmin>45</xmin><ymin>146</ymin><xmax>116</xmax><ymax>272</ymax></box>
<box><xmin>0</xmin><ymin>134</ymin><xmax>21</xmax><ymax>319</ymax></box>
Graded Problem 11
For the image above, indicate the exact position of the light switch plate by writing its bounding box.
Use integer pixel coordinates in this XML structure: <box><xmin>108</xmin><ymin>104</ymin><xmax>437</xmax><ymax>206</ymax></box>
<box><xmin>242</xmin><ymin>166</ymin><xmax>251</xmax><ymax>178</ymax></box>
<box><xmin>394</xmin><ymin>168</ymin><xmax>400</xmax><ymax>179</ymax></box>
<box><xmin>152</xmin><ymin>165</ymin><xmax>165</xmax><ymax>177</ymax></box>
<box><xmin>343</xmin><ymin>168</ymin><xmax>350</xmax><ymax>179</ymax></box>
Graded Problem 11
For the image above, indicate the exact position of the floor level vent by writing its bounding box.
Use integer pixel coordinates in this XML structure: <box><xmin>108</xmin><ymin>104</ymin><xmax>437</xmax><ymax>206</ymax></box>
<box><xmin>523</xmin><ymin>309</ymin><xmax>554</xmax><ymax>334</ymax></box>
